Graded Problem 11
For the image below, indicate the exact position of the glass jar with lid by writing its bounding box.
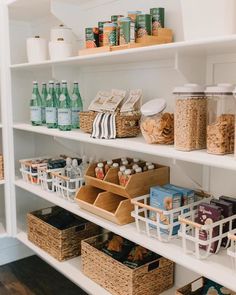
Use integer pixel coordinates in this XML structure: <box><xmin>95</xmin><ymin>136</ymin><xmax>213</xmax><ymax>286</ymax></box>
<box><xmin>206</xmin><ymin>84</ymin><xmax>235</xmax><ymax>155</ymax></box>
<box><xmin>173</xmin><ymin>84</ymin><xmax>206</xmax><ymax>151</ymax></box>
<box><xmin>140</xmin><ymin>98</ymin><xmax>174</xmax><ymax>144</ymax></box>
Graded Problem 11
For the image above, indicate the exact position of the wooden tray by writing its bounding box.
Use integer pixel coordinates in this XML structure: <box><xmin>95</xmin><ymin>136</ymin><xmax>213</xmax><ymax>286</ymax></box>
<box><xmin>85</xmin><ymin>162</ymin><xmax>170</xmax><ymax>199</ymax></box>
<box><xmin>79</xmin><ymin>28</ymin><xmax>173</xmax><ymax>56</ymax></box>
<box><xmin>76</xmin><ymin>185</ymin><xmax>134</xmax><ymax>225</ymax></box>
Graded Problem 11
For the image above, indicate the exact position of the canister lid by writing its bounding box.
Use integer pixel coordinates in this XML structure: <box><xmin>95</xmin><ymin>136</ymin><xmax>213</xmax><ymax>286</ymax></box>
<box><xmin>173</xmin><ymin>84</ymin><xmax>205</xmax><ymax>94</ymax></box>
<box><xmin>205</xmin><ymin>83</ymin><xmax>234</xmax><ymax>95</ymax></box>
<box><xmin>141</xmin><ymin>98</ymin><xmax>167</xmax><ymax>116</ymax></box>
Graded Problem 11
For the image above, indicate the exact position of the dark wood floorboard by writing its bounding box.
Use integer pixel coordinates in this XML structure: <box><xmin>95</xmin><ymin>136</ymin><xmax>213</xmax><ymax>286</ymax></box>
<box><xmin>0</xmin><ymin>256</ymin><xmax>88</xmax><ymax>295</ymax></box>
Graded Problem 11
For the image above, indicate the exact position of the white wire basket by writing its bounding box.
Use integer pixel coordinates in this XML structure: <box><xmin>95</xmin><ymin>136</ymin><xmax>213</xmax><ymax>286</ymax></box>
<box><xmin>38</xmin><ymin>167</ymin><xmax>63</xmax><ymax>192</ymax></box>
<box><xmin>227</xmin><ymin>229</ymin><xmax>236</xmax><ymax>271</ymax></box>
<box><xmin>178</xmin><ymin>210</ymin><xmax>236</xmax><ymax>259</ymax></box>
<box><xmin>51</xmin><ymin>171</ymin><xmax>84</xmax><ymax>202</ymax></box>
<box><xmin>131</xmin><ymin>193</ymin><xmax>212</xmax><ymax>243</ymax></box>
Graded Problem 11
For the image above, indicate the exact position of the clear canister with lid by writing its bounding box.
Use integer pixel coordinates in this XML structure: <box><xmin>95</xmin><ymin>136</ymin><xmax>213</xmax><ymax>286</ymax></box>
<box><xmin>206</xmin><ymin>84</ymin><xmax>235</xmax><ymax>155</ymax></box>
<box><xmin>173</xmin><ymin>84</ymin><xmax>207</xmax><ymax>151</ymax></box>
<box><xmin>140</xmin><ymin>98</ymin><xmax>174</xmax><ymax>144</ymax></box>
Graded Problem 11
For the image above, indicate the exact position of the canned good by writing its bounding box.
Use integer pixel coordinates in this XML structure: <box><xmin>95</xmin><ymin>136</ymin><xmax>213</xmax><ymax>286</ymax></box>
<box><xmin>136</xmin><ymin>14</ymin><xmax>152</xmax><ymax>38</ymax></box>
<box><xmin>111</xmin><ymin>15</ymin><xmax>124</xmax><ymax>24</ymax></box>
<box><xmin>150</xmin><ymin>8</ymin><xmax>165</xmax><ymax>36</ymax></box>
<box><xmin>85</xmin><ymin>27</ymin><xmax>99</xmax><ymax>48</ymax></box>
<box><xmin>128</xmin><ymin>11</ymin><xmax>142</xmax><ymax>23</ymax></box>
<box><xmin>98</xmin><ymin>21</ymin><xmax>109</xmax><ymax>47</ymax></box>
<box><xmin>103</xmin><ymin>22</ymin><xmax>118</xmax><ymax>46</ymax></box>
<box><xmin>119</xmin><ymin>17</ymin><xmax>135</xmax><ymax>45</ymax></box>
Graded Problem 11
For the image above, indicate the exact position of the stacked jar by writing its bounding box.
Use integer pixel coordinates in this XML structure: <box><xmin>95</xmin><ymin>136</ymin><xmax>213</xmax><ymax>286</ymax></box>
<box><xmin>173</xmin><ymin>84</ymin><xmax>207</xmax><ymax>151</ymax></box>
<box><xmin>205</xmin><ymin>84</ymin><xmax>235</xmax><ymax>155</ymax></box>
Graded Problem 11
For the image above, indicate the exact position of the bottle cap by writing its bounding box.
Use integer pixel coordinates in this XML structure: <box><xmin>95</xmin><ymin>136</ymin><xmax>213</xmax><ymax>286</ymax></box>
<box><xmin>121</xmin><ymin>157</ymin><xmax>127</xmax><ymax>162</ymax></box>
<box><xmin>125</xmin><ymin>169</ymin><xmax>132</xmax><ymax>175</ymax></box>
<box><xmin>49</xmin><ymin>80</ymin><xmax>54</xmax><ymax>84</ymax></box>
<box><xmin>97</xmin><ymin>163</ymin><xmax>104</xmax><ymax>168</ymax></box>
<box><xmin>133</xmin><ymin>158</ymin><xmax>139</xmax><ymax>163</ymax></box>
<box><xmin>61</xmin><ymin>80</ymin><xmax>67</xmax><ymax>84</ymax></box>
<box><xmin>74</xmin><ymin>81</ymin><xmax>79</xmax><ymax>84</ymax></box>
<box><xmin>42</xmin><ymin>82</ymin><xmax>47</xmax><ymax>85</ymax></box>
<box><xmin>72</xmin><ymin>159</ymin><xmax>78</xmax><ymax>167</ymax></box>
<box><xmin>132</xmin><ymin>164</ymin><xmax>139</xmax><ymax>170</ymax></box>
<box><xmin>146</xmin><ymin>162</ymin><xmax>152</xmax><ymax>166</ymax></box>
<box><xmin>112</xmin><ymin>163</ymin><xmax>119</xmax><ymax>168</ymax></box>
<box><xmin>135</xmin><ymin>167</ymin><xmax>142</xmax><ymax>173</ymax></box>
<box><xmin>122</xmin><ymin>160</ymin><xmax>128</xmax><ymax>165</ymax></box>
<box><xmin>66</xmin><ymin>157</ymin><xmax>72</xmax><ymax>165</ymax></box>
<box><xmin>33</xmin><ymin>81</ymin><xmax>38</xmax><ymax>84</ymax></box>
<box><xmin>107</xmin><ymin>160</ymin><xmax>113</xmax><ymax>165</ymax></box>
<box><xmin>119</xmin><ymin>166</ymin><xmax>126</xmax><ymax>172</ymax></box>
<box><xmin>148</xmin><ymin>164</ymin><xmax>155</xmax><ymax>170</ymax></box>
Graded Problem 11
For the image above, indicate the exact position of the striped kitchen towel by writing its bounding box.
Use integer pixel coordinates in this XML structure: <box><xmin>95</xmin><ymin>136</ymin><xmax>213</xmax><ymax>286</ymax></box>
<box><xmin>91</xmin><ymin>112</ymin><xmax>116</xmax><ymax>139</ymax></box>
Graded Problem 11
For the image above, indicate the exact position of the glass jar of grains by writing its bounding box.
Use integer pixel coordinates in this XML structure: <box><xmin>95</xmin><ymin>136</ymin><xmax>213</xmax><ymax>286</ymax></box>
<box><xmin>206</xmin><ymin>84</ymin><xmax>235</xmax><ymax>155</ymax></box>
<box><xmin>173</xmin><ymin>84</ymin><xmax>206</xmax><ymax>151</ymax></box>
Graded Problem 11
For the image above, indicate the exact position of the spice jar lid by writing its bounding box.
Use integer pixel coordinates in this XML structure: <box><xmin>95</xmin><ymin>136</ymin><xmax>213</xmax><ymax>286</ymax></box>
<box><xmin>97</xmin><ymin>163</ymin><xmax>104</xmax><ymax>168</ymax></box>
<box><xmin>112</xmin><ymin>163</ymin><xmax>119</xmax><ymax>168</ymax></box>
<box><xmin>205</xmin><ymin>83</ymin><xmax>234</xmax><ymax>95</ymax></box>
<box><xmin>132</xmin><ymin>164</ymin><xmax>139</xmax><ymax>170</ymax></box>
<box><xmin>135</xmin><ymin>167</ymin><xmax>142</xmax><ymax>173</ymax></box>
<box><xmin>107</xmin><ymin>160</ymin><xmax>113</xmax><ymax>165</ymax></box>
<box><xmin>141</xmin><ymin>98</ymin><xmax>167</xmax><ymax>116</ymax></box>
<box><xmin>125</xmin><ymin>169</ymin><xmax>132</xmax><ymax>175</ymax></box>
<box><xmin>119</xmin><ymin>166</ymin><xmax>126</xmax><ymax>172</ymax></box>
<box><xmin>173</xmin><ymin>84</ymin><xmax>205</xmax><ymax>95</ymax></box>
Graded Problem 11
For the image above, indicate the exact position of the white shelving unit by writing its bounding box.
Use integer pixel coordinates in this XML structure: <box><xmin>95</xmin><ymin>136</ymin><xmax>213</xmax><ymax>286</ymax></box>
<box><xmin>1</xmin><ymin>0</ymin><xmax>236</xmax><ymax>294</ymax></box>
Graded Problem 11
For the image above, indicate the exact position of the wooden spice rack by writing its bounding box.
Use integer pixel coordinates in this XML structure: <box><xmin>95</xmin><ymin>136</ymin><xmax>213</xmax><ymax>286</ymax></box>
<box><xmin>79</xmin><ymin>28</ymin><xmax>173</xmax><ymax>56</ymax></box>
<box><xmin>76</xmin><ymin>185</ymin><xmax>134</xmax><ymax>225</ymax></box>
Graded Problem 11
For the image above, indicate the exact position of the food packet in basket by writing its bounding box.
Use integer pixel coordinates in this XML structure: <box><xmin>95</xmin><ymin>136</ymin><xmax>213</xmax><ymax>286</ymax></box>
<box><xmin>120</xmin><ymin>89</ymin><xmax>142</xmax><ymax>113</ymax></box>
<box><xmin>88</xmin><ymin>91</ymin><xmax>112</xmax><ymax>112</ymax></box>
<box><xmin>102</xmin><ymin>89</ymin><xmax>126</xmax><ymax>112</ymax></box>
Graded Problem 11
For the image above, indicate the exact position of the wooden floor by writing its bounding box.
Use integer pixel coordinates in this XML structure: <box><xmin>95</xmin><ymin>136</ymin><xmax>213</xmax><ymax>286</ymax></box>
<box><xmin>0</xmin><ymin>256</ymin><xmax>87</xmax><ymax>295</ymax></box>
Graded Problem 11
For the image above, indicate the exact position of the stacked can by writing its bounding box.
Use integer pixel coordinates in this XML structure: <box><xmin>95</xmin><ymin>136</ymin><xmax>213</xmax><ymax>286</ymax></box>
<box><xmin>103</xmin><ymin>22</ymin><xmax>118</xmax><ymax>46</ymax></box>
<box><xmin>85</xmin><ymin>27</ymin><xmax>99</xmax><ymax>48</ymax></box>
<box><xmin>136</xmin><ymin>14</ymin><xmax>152</xmax><ymax>38</ymax></box>
<box><xmin>98</xmin><ymin>21</ymin><xmax>109</xmax><ymax>47</ymax></box>
<box><xmin>150</xmin><ymin>8</ymin><xmax>165</xmax><ymax>36</ymax></box>
<box><xmin>119</xmin><ymin>17</ymin><xmax>135</xmax><ymax>45</ymax></box>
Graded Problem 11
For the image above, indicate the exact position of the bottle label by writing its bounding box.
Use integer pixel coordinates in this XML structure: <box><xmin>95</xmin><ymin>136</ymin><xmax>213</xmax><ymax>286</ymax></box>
<box><xmin>30</xmin><ymin>106</ymin><xmax>42</xmax><ymax>122</ymax></box>
<box><xmin>46</xmin><ymin>107</ymin><xmax>57</xmax><ymax>124</ymax></box>
<box><xmin>72</xmin><ymin>107</ymin><xmax>81</xmax><ymax>125</ymax></box>
<box><xmin>42</xmin><ymin>107</ymin><xmax>46</xmax><ymax>122</ymax></box>
<box><xmin>71</xmin><ymin>94</ymin><xmax>78</xmax><ymax>101</ymax></box>
<box><xmin>58</xmin><ymin>108</ymin><xmax>71</xmax><ymax>126</ymax></box>
<box><xmin>47</xmin><ymin>94</ymin><xmax>52</xmax><ymax>101</ymax></box>
<box><xmin>59</xmin><ymin>94</ymin><xmax>66</xmax><ymax>101</ymax></box>
<box><xmin>31</xmin><ymin>94</ymin><xmax>37</xmax><ymax>100</ymax></box>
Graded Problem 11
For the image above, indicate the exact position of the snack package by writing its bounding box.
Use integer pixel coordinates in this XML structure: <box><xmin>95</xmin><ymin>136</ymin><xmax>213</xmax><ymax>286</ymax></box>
<box><xmin>211</xmin><ymin>199</ymin><xmax>233</xmax><ymax>247</ymax></box>
<box><xmin>219</xmin><ymin>196</ymin><xmax>236</xmax><ymax>229</ymax></box>
<box><xmin>150</xmin><ymin>186</ymin><xmax>182</xmax><ymax>235</ymax></box>
<box><xmin>88</xmin><ymin>91</ymin><xmax>112</xmax><ymax>112</ymax></box>
<box><xmin>163</xmin><ymin>184</ymin><xmax>195</xmax><ymax>206</ymax></box>
<box><xmin>120</xmin><ymin>89</ymin><xmax>142</xmax><ymax>113</ymax></box>
<box><xmin>102</xmin><ymin>89</ymin><xmax>126</xmax><ymax>112</ymax></box>
<box><xmin>197</xmin><ymin>203</ymin><xmax>222</xmax><ymax>253</ymax></box>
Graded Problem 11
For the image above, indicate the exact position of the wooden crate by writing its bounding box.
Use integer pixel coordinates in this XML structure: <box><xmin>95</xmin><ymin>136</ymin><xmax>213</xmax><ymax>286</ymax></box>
<box><xmin>76</xmin><ymin>185</ymin><xmax>134</xmax><ymax>225</ymax></box>
<box><xmin>82</xmin><ymin>232</ymin><xmax>174</xmax><ymax>295</ymax></box>
<box><xmin>85</xmin><ymin>162</ymin><xmax>170</xmax><ymax>199</ymax></box>
<box><xmin>27</xmin><ymin>206</ymin><xmax>100</xmax><ymax>261</ymax></box>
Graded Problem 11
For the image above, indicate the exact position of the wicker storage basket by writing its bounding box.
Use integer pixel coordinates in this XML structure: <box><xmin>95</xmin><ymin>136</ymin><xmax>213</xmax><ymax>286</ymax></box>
<box><xmin>27</xmin><ymin>206</ymin><xmax>100</xmax><ymax>261</ymax></box>
<box><xmin>80</xmin><ymin>111</ymin><xmax>141</xmax><ymax>138</ymax></box>
<box><xmin>82</xmin><ymin>233</ymin><xmax>174</xmax><ymax>295</ymax></box>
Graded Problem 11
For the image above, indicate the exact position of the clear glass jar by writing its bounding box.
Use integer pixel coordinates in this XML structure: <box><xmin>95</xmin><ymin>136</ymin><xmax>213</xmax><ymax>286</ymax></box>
<box><xmin>140</xmin><ymin>98</ymin><xmax>174</xmax><ymax>144</ymax></box>
<box><xmin>173</xmin><ymin>84</ymin><xmax>206</xmax><ymax>151</ymax></box>
<box><xmin>206</xmin><ymin>84</ymin><xmax>235</xmax><ymax>155</ymax></box>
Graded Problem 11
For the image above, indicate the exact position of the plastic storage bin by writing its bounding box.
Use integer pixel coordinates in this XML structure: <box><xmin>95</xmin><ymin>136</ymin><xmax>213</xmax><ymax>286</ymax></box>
<box><xmin>206</xmin><ymin>84</ymin><xmax>235</xmax><ymax>155</ymax></box>
<box><xmin>173</xmin><ymin>84</ymin><xmax>206</xmax><ymax>151</ymax></box>
<box><xmin>181</xmin><ymin>0</ymin><xmax>236</xmax><ymax>41</ymax></box>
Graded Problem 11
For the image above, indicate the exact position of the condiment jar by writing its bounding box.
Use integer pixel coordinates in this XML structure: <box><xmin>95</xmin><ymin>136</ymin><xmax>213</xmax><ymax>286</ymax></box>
<box><xmin>112</xmin><ymin>163</ymin><xmax>119</xmax><ymax>168</ymax></box>
<box><xmin>141</xmin><ymin>98</ymin><xmax>174</xmax><ymax>144</ymax></box>
<box><xmin>148</xmin><ymin>164</ymin><xmax>155</xmax><ymax>170</ymax></box>
<box><xmin>173</xmin><ymin>84</ymin><xmax>206</xmax><ymax>151</ymax></box>
<box><xmin>95</xmin><ymin>163</ymin><xmax>105</xmax><ymax>180</ymax></box>
<box><xmin>118</xmin><ymin>166</ymin><xmax>126</xmax><ymax>186</ymax></box>
<box><xmin>143</xmin><ymin>162</ymin><xmax>152</xmax><ymax>172</ymax></box>
<box><xmin>131</xmin><ymin>164</ymin><xmax>139</xmax><ymax>174</ymax></box>
<box><xmin>122</xmin><ymin>169</ymin><xmax>132</xmax><ymax>187</ymax></box>
<box><xmin>206</xmin><ymin>84</ymin><xmax>235</xmax><ymax>155</ymax></box>
<box><xmin>122</xmin><ymin>160</ymin><xmax>129</xmax><ymax>166</ymax></box>
<box><xmin>135</xmin><ymin>167</ymin><xmax>142</xmax><ymax>174</ymax></box>
<box><xmin>105</xmin><ymin>160</ymin><xmax>113</xmax><ymax>174</ymax></box>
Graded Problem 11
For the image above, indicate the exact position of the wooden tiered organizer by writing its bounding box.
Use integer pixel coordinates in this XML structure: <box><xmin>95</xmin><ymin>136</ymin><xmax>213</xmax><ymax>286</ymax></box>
<box><xmin>79</xmin><ymin>28</ymin><xmax>173</xmax><ymax>56</ymax></box>
<box><xmin>76</xmin><ymin>159</ymin><xmax>169</xmax><ymax>225</ymax></box>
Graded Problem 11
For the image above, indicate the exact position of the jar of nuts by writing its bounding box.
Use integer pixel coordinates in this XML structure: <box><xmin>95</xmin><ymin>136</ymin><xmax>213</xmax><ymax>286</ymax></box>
<box><xmin>140</xmin><ymin>98</ymin><xmax>174</xmax><ymax>144</ymax></box>
<box><xmin>173</xmin><ymin>84</ymin><xmax>206</xmax><ymax>151</ymax></box>
<box><xmin>206</xmin><ymin>84</ymin><xmax>235</xmax><ymax>155</ymax></box>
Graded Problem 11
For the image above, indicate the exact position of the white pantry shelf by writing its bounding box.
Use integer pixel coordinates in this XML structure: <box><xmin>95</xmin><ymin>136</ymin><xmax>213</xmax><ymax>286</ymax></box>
<box><xmin>13</xmin><ymin>123</ymin><xmax>236</xmax><ymax>171</ymax></box>
<box><xmin>0</xmin><ymin>221</ymin><xmax>6</xmax><ymax>238</ymax></box>
<box><xmin>15</xmin><ymin>179</ymin><xmax>236</xmax><ymax>292</ymax></box>
<box><xmin>9</xmin><ymin>34</ymin><xmax>236</xmax><ymax>71</ymax></box>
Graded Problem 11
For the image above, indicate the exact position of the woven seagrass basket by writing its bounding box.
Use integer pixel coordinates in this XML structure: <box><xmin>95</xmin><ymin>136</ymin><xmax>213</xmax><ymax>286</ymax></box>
<box><xmin>82</xmin><ymin>233</ymin><xmax>174</xmax><ymax>295</ymax></box>
<box><xmin>27</xmin><ymin>206</ymin><xmax>100</xmax><ymax>261</ymax></box>
<box><xmin>80</xmin><ymin>111</ymin><xmax>141</xmax><ymax>138</ymax></box>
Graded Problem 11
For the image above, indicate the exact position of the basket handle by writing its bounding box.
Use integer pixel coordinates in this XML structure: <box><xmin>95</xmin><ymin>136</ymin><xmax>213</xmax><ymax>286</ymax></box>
<box><xmin>51</xmin><ymin>172</ymin><xmax>69</xmax><ymax>181</ymax></box>
<box><xmin>178</xmin><ymin>216</ymin><xmax>202</xmax><ymax>229</ymax></box>
<box><xmin>148</xmin><ymin>260</ymin><xmax>160</xmax><ymax>272</ymax></box>
<box><xmin>131</xmin><ymin>200</ymin><xmax>163</xmax><ymax>214</ymax></box>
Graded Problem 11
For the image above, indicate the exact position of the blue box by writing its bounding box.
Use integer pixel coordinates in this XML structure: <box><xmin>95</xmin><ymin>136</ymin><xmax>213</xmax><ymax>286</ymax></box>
<box><xmin>163</xmin><ymin>184</ymin><xmax>195</xmax><ymax>206</ymax></box>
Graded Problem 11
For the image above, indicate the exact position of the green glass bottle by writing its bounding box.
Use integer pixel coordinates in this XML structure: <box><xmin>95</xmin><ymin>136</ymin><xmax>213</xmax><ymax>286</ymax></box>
<box><xmin>46</xmin><ymin>81</ymin><xmax>58</xmax><ymax>129</ymax></box>
<box><xmin>41</xmin><ymin>82</ymin><xmax>47</xmax><ymax>124</ymax></box>
<box><xmin>30</xmin><ymin>81</ymin><xmax>42</xmax><ymax>126</ymax></box>
<box><xmin>55</xmin><ymin>82</ymin><xmax>61</xmax><ymax>100</ymax></box>
<box><xmin>58</xmin><ymin>80</ymin><xmax>72</xmax><ymax>131</ymax></box>
<box><xmin>71</xmin><ymin>82</ymin><xmax>83</xmax><ymax>129</ymax></box>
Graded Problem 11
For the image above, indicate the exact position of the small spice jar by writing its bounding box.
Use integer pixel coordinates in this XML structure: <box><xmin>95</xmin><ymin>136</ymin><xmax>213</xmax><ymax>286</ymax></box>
<box><xmin>118</xmin><ymin>166</ymin><xmax>126</xmax><ymax>186</ymax></box>
<box><xmin>105</xmin><ymin>160</ymin><xmax>113</xmax><ymax>174</ymax></box>
<box><xmin>173</xmin><ymin>84</ymin><xmax>206</xmax><ymax>151</ymax></box>
<box><xmin>122</xmin><ymin>169</ymin><xmax>132</xmax><ymax>186</ymax></box>
<box><xmin>143</xmin><ymin>162</ymin><xmax>152</xmax><ymax>172</ymax></box>
<box><xmin>135</xmin><ymin>167</ymin><xmax>142</xmax><ymax>174</ymax></box>
<box><xmin>112</xmin><ymin>163</ymin><xmax>119</xmax><ymax>169</ymax></box>
<box><xmin>141</xmin><ymin>98</ymin><xmax>174</xmax><ymax>144</ymax></box>
<box><xmin>206</xmin><ymin>84</ymin><xmax>235</xmax><ymax>155</ymax></box>
<box><xmin>95</xmin><ymin>163</ymin><xmax>105</xmax><ymax>180</ymax></box>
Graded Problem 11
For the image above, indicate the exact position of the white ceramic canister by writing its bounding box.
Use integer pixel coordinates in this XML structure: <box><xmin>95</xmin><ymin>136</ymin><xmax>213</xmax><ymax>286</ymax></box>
<box><xmin>26</xmin><ymin>36</ymin><xmax>48</xmax><ymax>63</ymax></box>
<box><xmin>51</xmin><ymin>24</ymin><xmax>74</xmax><ymax>43</ymax></box>
<box><xmin>49</xmin><ymin>38</ymin><xmax>73</xmax><ymax>60</ymax></box>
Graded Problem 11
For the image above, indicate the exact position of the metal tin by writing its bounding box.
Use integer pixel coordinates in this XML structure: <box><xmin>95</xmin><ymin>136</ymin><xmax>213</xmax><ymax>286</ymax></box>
<box><xmin>85</xmin><ymin>27</ymin><xmax>99</xmax><ymax>48</ymax></box>
<box><xmin>98</xmin><ymin>21</ymin><xmax>110</xmax><ymax>47</ymax></box>
<box><xmin>111</xmin><ymin>15</ymin><xmax>124</xmax><ymax>24</ymax></box>
<box><xmin>150</xmin><ymin>8</ymin><xmax>165</xmax><ymax>36</ymax></box>
<box><xmin>136</xmin><ymin>14</ymin><xmax>152</xmax><ymax>38</ymax></box>
<box><xmin>103</xmin><ymin>22</ymin><xmax>118</xmax><ymax>46</ymax></box>
<box><xmin>119</xmin><ymin>17</ymin><xmax>135</xmax><ymax>45</ymax></box>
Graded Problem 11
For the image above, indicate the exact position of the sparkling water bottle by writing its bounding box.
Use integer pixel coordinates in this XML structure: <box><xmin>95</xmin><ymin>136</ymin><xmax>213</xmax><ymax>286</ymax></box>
<box><xmin>58</xmin><ymin>81</ymin><xmax>72</xmax><ymax>131</ymax></box>
<box><xmin>46</xmin><ymin>81</ymin><xmax>58</xmax><ymax>129</ymax></box>
<box><xmin>30</xmin><ymin>81</ymin><xmax>42</xmax><ymax>126</ymax></box>
<box><xmin>41</xmin><ymin>82</ymin><xmax>47</xmax><ymax>124</ymax></box>
<box><xmin>71</xmin><ymin>82</ymin><xmax>83</xmax><ymax>129</ymax></box>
